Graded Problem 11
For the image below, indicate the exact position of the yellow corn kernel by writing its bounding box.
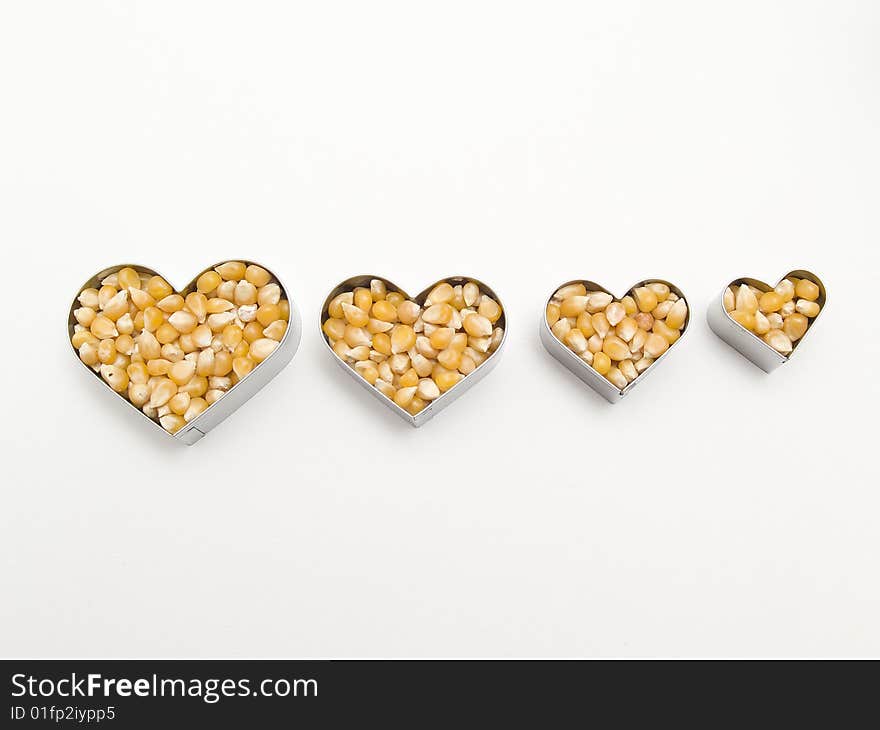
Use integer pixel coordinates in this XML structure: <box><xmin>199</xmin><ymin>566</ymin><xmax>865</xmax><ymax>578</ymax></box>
<box><xmin>101</xmin><ymin>290</ymin><xmax>129</xmax><ymax>321</ymax></box>
<box><xmin>606</xmin><ymin>367</ymin><xmax>628</xmax><ymax>390</ymax></box>
<box><xmin>127</xmin><ymin>362</ymin><xmax>149</xmax><ymax>384</ymax></box>
<box><xmin>385</xmin><ymin>291</ymin><xmax>405</xmax><ymax>307</ymax></box>
<box><xmin>116</xmin><ymin>313</ymin><xmax>134</xmax><ymax>336</ymax></box>
<box><xmin>652</xmin><ymin>320</ymin><xmax>680</xmax><ymax>345</ymax></box>
<box><xmin>665</xmin><ymin>298</ymin><xmax>688</xmax><ymax>329</ymax></box>
<box><xmin>564</xmin><ymin>329</ymin><xmax>588</xmax><ymax>354</ymax></box>
<box><xmin>436</xmin><ymin>348</ymin><xmax>462</xmax><ymax>370</ymax></box>
<box><xmin>343</xmin><ymin>325</ymin><xmax>371</xmax><ymax>348</ymax></box>
<box><xmin>168</xmin><ymin>359</ymin><xmax>196</xmax><ymax>386</ymax></box>
<box><xmin>372</xmin><ymin>300</ymin><xmax>398</xmax><ymax>322</ymax></box>
<box><xmin>422</xmin><ymin>303</ymin><xmax>454</xmax><ymax>325</ymax></box>
<box><xmin>764</xmin><ymin>330</ymin><xmax>793</xmax><ymax>354</ymax></box>
<box><xmin>184</xmin><ymin>397</ymin><xmax>209</xmax><ymax>422</ymax></box>
<box><xmin>78</xmin><ymin>342</ymin><xmax>99</xmax><ymax>366</ymax></box>
<box><xmin>146</xmin><ymin>358</ymin><xmax>172</xmax><ymax>376</ymax></box>
<box><xmin>128</xmin><ymin>382</ymin><xmax>150</xmax><ymax>407</ymax></box>
<box><xmin>179</xmin><ymin>375</ymin><xmax>208</xmax><ymax>397</ymax></box>
<box><xmin>759</xmin><ymin>291</ymin><xmax>783</xmax><ymax>313</ymax></box>
<box><xmin>328</xmin><ymin>292</ymin><xmax>353</xmax><ymax>318</ymax></box>
<box><xmin>141</xmin><ymin>306</ymin><xmax>163</xmax><ymax>332</ymax></box>
<box><xmin>78</xmin><ymin>288</ymin><xmax>100</xmax><ymax>309</ymax></box>
<box><xmin>231</xmin><ymin>280</ymin><xmax>256</xmax><ymax>306</ymax></box>
<box><xmin>167</xmin><ymin>310</ymin><xmax>197</xmax><ymax>334</ymax></box>
<box><xmin>592</xmin><ymin>312</ymin><xmax>610</xmax><ymax>338</ymax></box>
<box><xmin>605</xmin><ymin>302</ymin><xmax>626</xmax><ymax>327</ymax></box>
<box><xmin>370</xmin><ymin>279</ymin><xmax>387</xmax><ymax>301</ymax></box>
<box><xmin>644</xmin><ymin>333</ymin><xmax>669</xmax><ymax>358</ymax></box>
<box><xmin>559</xmin><ymin>296</ymin><xmax>588</xmax><ymax>317</ymax></box>
<box><xmin>735</xmin><ymin>284</ymin><xmax>758</xmax><ymax>314</ymax></box>
<box><xmin>159</xmin><ymin>413</ymin><xmax>186</xmax><ymax>434</ymax></box>
<box><xmin>390</xmin><ymin>324</ymin><xmax>416</xmax><ymax>354</ymax></box>
<box><xmin>392</xmin><ymin>385</ymin><xmax>417</xmax><ymax>408</ymax></box>
<box><xmin>372</xmin><ymin>332</ymin><xmax>392</xmax><ymax>355</ymax></box>
<box><xmin>238</xmin><ymin>321</ymin><xmax>260</xmax><ymax>343</ymax></box>
<box><xmin>154</xmin><ymin>322</ymin><xmax>177</xmax><ymax>345</ymax></box>
<box><xmin>398</xmin><ymin>368</ymin><xmax>419</xmax><ymax>388</ymax></box>
<box><xmin>478</xmin><ymin>296</ymin><xmax>502</xmax><ymax>323</ymax></box>
<box><xmin>783</xmin><ymin>313</ymin><xmax>809</xmax><ymax>341</ymax></box>
<box><xmin>155</xmin><ymin>294</ymin><xmax>183</xmax><ymax>313</ymax></box>
<box><xmin>573</xmin><ymin>312</ymin><xmax>594</xmax><ymax>338</ymax></box>
<box><xmin>633</xmin><ymin>287</ymin><xmax>658</xmax><ymax>313</ymax></box>
<box><xmin>555</xmin><ymin>283</ymin><xmax>587</xmax><ymax>299</ymax></box>
<box><xmin>621</xmin><ymin>295</ymin><xmax>637</xmax><ymax>315</ymax></box>
<box><xmin>97</xmin><ymin>339</ymin><xmax>117</xmax><ymax>364</ymax></box>
<box><xmin>322</xmin><ymin>317</ymin><xmax>345</xmax><ymax>341</ymax></box>
<box><xmin>463</xmin><ymin>313</ymin><xmax>492</xmax><ymax>337</ymax></box>
<box><xmin>256</xmin><ymin>304</ymin><xmax>281</xmax><ymax>327</ymax></box>
<box><xmin>168</xmin><ymin>391</ymin><xmax>191</xmax><ymax>416</ymax></box>
<box><xmin>795</xmin><ymin>278</ymin><xmax>819</xmax><ymax>301</ymax></box>
<box><xmin>257</xmin><ymin>283</ymin><xmax>281</xmax><ymax>307</ymax></box>
<box><xmin>212</xmin><ymin>350</ymin><xmax>232</xmax><ymax>376</ymax></box>
<box><xmin>196</xmin><ymin>348</ymin><xmax>215</xmax><ymax>377</ymax></box>
<box><xmin>647</xmin><ymin>282</ymin><xmax>670</xmax><ymax>302</ymax></box>
<box><xmin>427</xmin><ymin>282</ymin><xmax>454</xmax><ymax>305</ymax></box>
<box><xmin>602</xmin><ymin>335</ymin><xmax>630</xmax><ymax>361</ymax></box>
<box><xmin>729</xmin><ymin>309</ymin><xmax>756</xmax><ymax>331</ymax></box>
<box><xmin>546</xmin><ymin>302</ymin><xmax>560</xmax><ymax>326</ymax></box>
<box><xmin>243</xmin><ymin>264</ymin><xmax>270</xmax><ymax>287</ymax></box>
<box><xmin>352</xmin><ymin>287</ymin><xmax>372</xmax><ymax>312</ymax></box>
<box><xmin>774</xmin><ymin>279</ymin><xmax>795</xmax><ymax>302</ymax></box>
<box><xmin>217</xmin><ymin>281</ymin><xmax>236</xmax><ymax>301</ymax></box>
<box><xmin>592</xmin><ymin>351</ymin><xmax>611</xmax><ymax>375</ymax></box>
<box><xmin>342</xmin><ymin>302</ymin><xmax>370</xmax><ymax>328</ymax></box>
<box><xmin>249</xmin><ymin>338</ymin><xmax>278</xmax><ymax>362</ymax></box>
<box><xmin>116</xmin><ymin>267</ymin><xmax>140</xmax><ymax>291</ymax></box>
<box><xmin>396</xmin><ymin>301</ymin><xmax>421</xmax><ymax>325</ymax></box>
<box><xmin>100</xmin><ymin>364</ymin><xmax>129</xmax><ymax>393</ymax></box>
<box><xmin>98</xmin><ymin>285</ymin><xmax>117</xmax><ymax>309</ymax></box>
<box><xmin>215</xmin><ymin>261</ymin><xmax>246</xmax><ymax>281</ymax></box>
<box><xmin>796</xmin><ymin>299</ymin><xmax>821</xmax><ymax>317</ymax></box>
<box><xmin>354</xmin><ymin>360</ymin><xmax>379</xmax><ymax>384</ymax></box>
<box><xmin>428</xmin><ymin>327</ymin><xmax>453</xmax><ymax>350</ymax></box>
<box><xmin>74</xmin><ymin>306</ymin><xmax>96</xmax><ymax>327</ymax></box>
<box><xmin>90</xmin><ymin>315</ymin><xmax>118</xmax><ymax>340</ymax></box>
<box><xmin>147</xmin><ymin>276</ymin><xmax>173</xmax><ymax>300</ymax></box>
<box><xmin>433</xmin><ymin>365</ymin><xmax>463</xmax><ymax>392</ymax></box>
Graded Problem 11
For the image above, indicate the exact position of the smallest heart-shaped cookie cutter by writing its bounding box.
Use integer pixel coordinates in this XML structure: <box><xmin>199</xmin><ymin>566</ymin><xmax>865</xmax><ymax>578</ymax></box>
<box><xmin>540</xmin><ymin>278</ymin><xmax>690</xmax><ymax>403</ymax></box>
<box><xmin>706</xmin><ymin>269</ymin><xmax>826</xmax><ymax>373</ymax></box>
<box><xmin>68</xmin><ymin>261</ymin><xmax>302</xmax><ymax>444</ymax></box>
<box><xmin>321</xmin><ymin>274</ymin><xmax>508</xmax><ymax>427</ymax></box>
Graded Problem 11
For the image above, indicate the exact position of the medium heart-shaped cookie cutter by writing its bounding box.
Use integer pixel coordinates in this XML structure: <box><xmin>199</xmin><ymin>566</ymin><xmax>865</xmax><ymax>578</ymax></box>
<box><xmin>540</xmin><ymin>278</ymin><xmax>690</xmax><ymax>403</ymax></box>
<box><xmin>706</xmin><ymin>269</ymin><xmax>826</xmax><ymax>372</ymax></box>
<box><xmin>320</xmin><ymin>275</ymin><xmax>508</xmax><ymax>427</ymax></box>
<box><xmin>68</xmin><ymin>260</ymin><xmax>302</xmax><ymax>444</ymax></box>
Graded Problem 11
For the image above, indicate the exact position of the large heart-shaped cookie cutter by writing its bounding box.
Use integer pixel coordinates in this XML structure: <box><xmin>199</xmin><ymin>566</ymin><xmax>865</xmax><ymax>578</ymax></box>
<box><xmin>540</xmin><ymin>278</ymin><xmax>690</xmax><ymax>403</ymax></box>
<box><xmin>706</xmin><ymin>269</ymin><xmax>826</xmax><ymax>373</ymax></box>
<box><xmin>68</xmin><ymin>260</ymin><xmax>302</xmax><ymax>444</ymax></box>
<box><xmin>320</xmin><ymin>275</ymin><xmax>508</xmax><ymax>427</ymax></box>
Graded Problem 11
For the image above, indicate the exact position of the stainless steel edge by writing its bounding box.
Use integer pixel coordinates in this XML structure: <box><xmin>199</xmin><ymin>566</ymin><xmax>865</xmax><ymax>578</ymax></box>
<box><xmin>68</xmin><ymin>259</ymin><xmax>300</xmax><ymax>444</ymax></box>
<box><xmin>706</xmin><ymin>269</ymin><xmax>826</xmax><ymax>373</ymax></box>
<box><xmin>320</xmin><ymin>274</ymin><xmax>508</xmax><ymax>427</ymax></box>
<box><xmin>539</xmin><ymin>278</ymin><xmax>690</xmax><ymax>403</ymax></box>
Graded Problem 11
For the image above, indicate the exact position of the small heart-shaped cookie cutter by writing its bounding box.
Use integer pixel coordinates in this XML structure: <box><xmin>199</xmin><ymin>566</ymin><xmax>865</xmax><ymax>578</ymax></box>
<box><xmin>321</xmin><ymin>274</ymin><xmax>508</xmax><ymax>427</ymax></box>
<box><xmin>540</xmin><ymin>278</ymin><xmax>690</xmax><ymax>403</ymax></box>
<box><xmin>706</xmin><ymin>269</ymin><xmax>826</xmax><ymax>373</ymax></box>
<box><xmin>68</xmin><ymin>260</ymin><xmax>302</xmax><ymax>444</ymax></box>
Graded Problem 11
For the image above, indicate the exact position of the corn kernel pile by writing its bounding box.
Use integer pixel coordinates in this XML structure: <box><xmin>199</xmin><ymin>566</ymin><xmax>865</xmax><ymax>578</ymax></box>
<box><xmin>547</xmin><ymin>282</ymin><xmax>688</xmax><ymax>391</ymax></box>
<box><xmin>724</xmin><ymin>276</ymin><xmax>821</xmax><ymax>355</ymax></box>
<box><xmin>71</xmin><ymin>262</ymin><xmax>289</xmax><ymax>434</ymax></box>
<box><xmin>323</xmin><ymin>279</ymin><xmax>504</xmax><ymax>415</ymax></box>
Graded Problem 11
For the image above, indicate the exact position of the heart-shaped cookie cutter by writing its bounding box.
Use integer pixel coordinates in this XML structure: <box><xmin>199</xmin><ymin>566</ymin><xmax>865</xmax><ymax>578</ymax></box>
<box><xmin>68</xmin><ymin>260</ymin><xmax>302</xmax><ymax>444</ymax></box>
<box><xmin>539</xmin><ymin>278</ymin><xmax>690</xmax><ymax>403</ymax></box>
<box><xmin>321</xmin><ymin>275</ymin><xmax>508</xmax><ymax>427</ymax></box>
<box><xmin>706</xmin><ymin>269</ymin><xmax>826</xmax><ymax>372</ymax></box>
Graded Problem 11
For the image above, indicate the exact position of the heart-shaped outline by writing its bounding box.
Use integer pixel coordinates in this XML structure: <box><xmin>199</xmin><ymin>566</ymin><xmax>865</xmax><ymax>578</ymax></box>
<box><xmin>540</xmin><ymin>278</ymin><xmax>690</xmax><ymax>403</ymax></box>
<box><xmin>706</xmin><ymin>269</ymin><xmax>826</xmax><ymax>373</ymax></box>
<box><xmin>68</xmin><ymin>260</ymin><xmax>302</xmax><ymax>444</ymax></box>
<box><xmin>320</xmin><ymin>274</ymin><xmax>508</xmax><ymax>427</ymax></box>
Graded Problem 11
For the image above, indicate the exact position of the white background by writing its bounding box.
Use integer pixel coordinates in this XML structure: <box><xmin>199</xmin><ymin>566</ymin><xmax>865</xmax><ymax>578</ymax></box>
<box><xmin>1</xmin><ymin>1</ymin><xmax>878</xmax><ymax>658</ymax></box>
